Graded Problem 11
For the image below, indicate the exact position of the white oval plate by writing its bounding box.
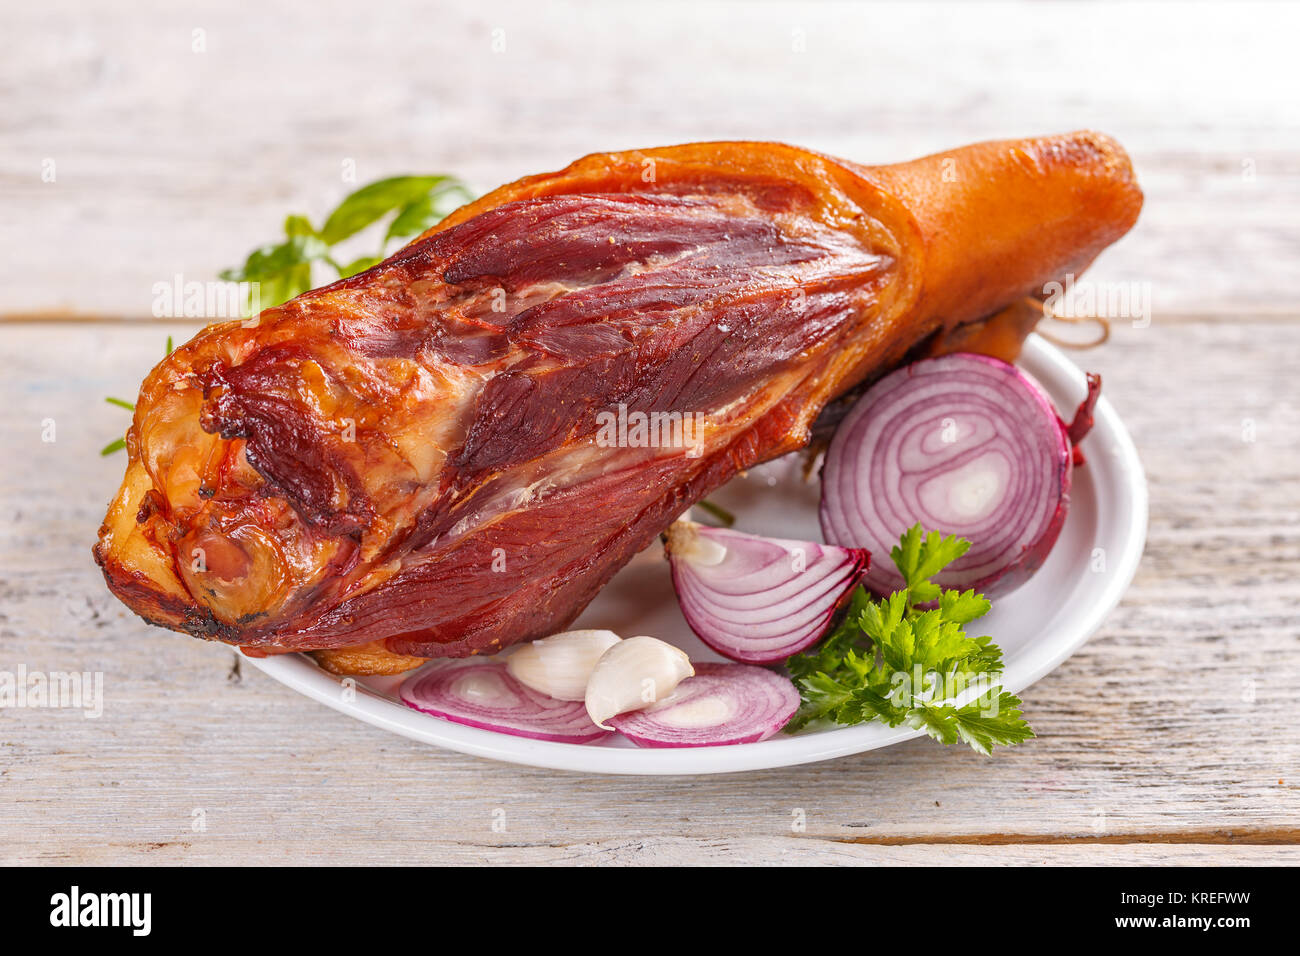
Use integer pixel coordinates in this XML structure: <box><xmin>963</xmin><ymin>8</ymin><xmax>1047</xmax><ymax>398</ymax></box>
<box><xmin>245</xmin><ymin>335</ymin><xmax>1147</xmax><ymax>774</ymax></box>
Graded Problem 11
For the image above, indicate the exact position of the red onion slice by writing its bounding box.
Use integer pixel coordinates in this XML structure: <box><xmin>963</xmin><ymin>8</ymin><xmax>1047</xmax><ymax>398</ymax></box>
<box><xmin>400</xmin><ymin>659</ymin><xmax>611</xmax><ymax>743</ymax></box>
<box><xmin>609</xmin><ymin>662</ymin><xmax>799</xmax><ymax>747</ymax></box>
<box><xmin>820</xmin><ymin>352</ymin><xmax>1078</xmax><ymax>597</ymax></box>
<box><xmin>665</xmin><ymin>521</ymin><xmax>868</xmax><ymax>664</ymax></box>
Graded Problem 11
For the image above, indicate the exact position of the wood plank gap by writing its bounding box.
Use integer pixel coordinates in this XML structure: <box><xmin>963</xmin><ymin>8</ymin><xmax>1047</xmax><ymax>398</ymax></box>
<box><xmin>834</xmin><ymin>827</ymin><xmax>1300</xmax><ymax>847</ymax></box>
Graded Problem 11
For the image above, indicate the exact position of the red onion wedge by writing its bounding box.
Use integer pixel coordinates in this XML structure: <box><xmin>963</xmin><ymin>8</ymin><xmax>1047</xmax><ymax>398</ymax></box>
<box><xmin>820</xmin><ymin>352</ymin><xmax>1100</xmax><ymax>598</ymax></box>
<box><xmin>608</xmin><ymin>662</ymin><xmax>799</xmax><ymax>747</ymax></box>
<box><xmin>400</xmin><ymin>659</ymin><xmax>611</xmax><ymax>743</ymax></box>
<box><xmin>664</xmin><ymin>520</ymin><xmax>869</xmax><ymax>664</ymax></box>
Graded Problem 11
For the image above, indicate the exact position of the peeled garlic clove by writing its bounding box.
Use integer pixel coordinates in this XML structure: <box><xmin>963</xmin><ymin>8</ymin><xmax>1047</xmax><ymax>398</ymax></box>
<box><xmin>585</xmin><ymin>636</ymin><xmax>694</xmax><ymax>730</ymax></box>
<box><xmin>665</xmin><ymin>518</ymin><xmax>728</xmax><ymax>566</ymax></box>
<box><xmin>505</xmin><ymin>629</ymin><xmax>622</xmax><ymax>701</ymax></box>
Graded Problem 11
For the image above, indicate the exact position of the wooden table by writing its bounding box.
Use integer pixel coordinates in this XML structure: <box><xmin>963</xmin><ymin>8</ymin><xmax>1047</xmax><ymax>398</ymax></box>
<box><xmin>2</xmin><ymin>0</ymin><xmax>1297</xmax><ymax>865</ymax></box>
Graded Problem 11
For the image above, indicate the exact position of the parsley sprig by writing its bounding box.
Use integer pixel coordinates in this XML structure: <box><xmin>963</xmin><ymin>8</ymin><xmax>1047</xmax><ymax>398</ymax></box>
<box><xmin>786</xmin><ymin>525</ymin><xmax>1033</xmax><ymax>754</ymax></box>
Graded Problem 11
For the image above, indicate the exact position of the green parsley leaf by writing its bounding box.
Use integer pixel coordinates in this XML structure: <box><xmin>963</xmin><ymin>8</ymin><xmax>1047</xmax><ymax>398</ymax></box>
<box><xmin>891</xmin><ymin>523</ymin><xmax>970</xmax><ymax>606</ymax></box>
<box><xmin>787</xmin><ymin>672</ymin><xmax>853</xmax><ymax>730</ymax></box>
<box><xmin>786</xmin><ymin>525</ymin><xmax>1032</xmax><ymax>754</ymax></box>
<box><xmin>786</xmin><ymin>585</ymin><xmax>876</xmax><ymax>683</ymax></box>
<box><xmin>837</xmin><ymin>687</ymin><xmax>904</xmax><ymax>727</ymax></box>
<box><xmin>957</xmin><ymin>634</ymin><xmax>1005</xmax><ymax>674</ymax></box>
<box><xmin>951</xmin><ymin>693</ymin><xmax>1034</xmax><ymax>755</ymax></box>
<box><xmin>939</xmin><ymin>588</ymin><xmax>991</xmax><ymax>624</ymax></box>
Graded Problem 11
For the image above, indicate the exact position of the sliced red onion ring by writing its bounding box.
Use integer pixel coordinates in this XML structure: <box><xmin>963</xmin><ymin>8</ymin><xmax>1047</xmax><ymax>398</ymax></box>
<box><xmin>608</xmin><ymin>662</ymin><xmax>799</xmax><ymax>747</ymax></box>
<box><xmin>400</xmin><ymin>658</ymin><xmax>610</xmax><ymax>743</ymax></box>
<box><xmin>820</xmin><ymin>352</ymin><xmax>1093</xmax><ymax>598</ymax></box>
<box><xmin>665</xmin><ymin>520</ymin><xmax>868</xmax><ymax>664</ymax></box>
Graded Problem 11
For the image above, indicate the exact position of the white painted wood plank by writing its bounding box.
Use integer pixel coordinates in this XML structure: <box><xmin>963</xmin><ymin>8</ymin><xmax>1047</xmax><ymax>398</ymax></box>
<box><xmin>6</xmin><ymin>838</ymin><xmax>1298</xmax><ymax>867</ymax></box>
<box><xmin>1</xmin><ymin>319</ymin><xmax>1297</xmax><ymax>863</ymax></box>
<box><xmin>2</xmin><ymin>0</ymin><xmax>1298</xmax><ymax>317</ymax></box>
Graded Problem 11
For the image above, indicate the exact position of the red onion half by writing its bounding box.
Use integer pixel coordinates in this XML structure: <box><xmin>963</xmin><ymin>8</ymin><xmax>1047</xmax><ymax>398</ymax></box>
<box><xmin>665</xmin><ymin>520</ymin><xmax>868</xmax><ymax>664</ymax></box>
<box><xmin>400</xmin><ymin>659</ymin><xmax>611</xmax><ymax>743</ymax></box>
<box><xmin>608</xmin><ymin>662</ymin><xmax>799</xmax><ymax>747</ymax></box>
<box><xmin>820</xmin><ymin>352</ymin><xmax>1095</xmax><ymax>598</ymax></box>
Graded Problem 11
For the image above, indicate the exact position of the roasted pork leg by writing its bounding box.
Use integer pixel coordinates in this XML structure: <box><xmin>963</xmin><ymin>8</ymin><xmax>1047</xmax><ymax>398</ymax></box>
<box><xmin>95</xmin><ymin>134</ymin><xmax>1142</xmax><ymax>673</ymax></box>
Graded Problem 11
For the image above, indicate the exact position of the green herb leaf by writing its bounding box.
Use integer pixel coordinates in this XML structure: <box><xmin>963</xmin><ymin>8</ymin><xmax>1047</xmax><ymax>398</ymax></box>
<box><xmin>786</xmin><ymin>525</ymin><xmax>1031</xmax><ymax>754</ymax></box>
<box><xmin>319</xmin><ymin>175</ymin><xmax>455</xmax><ymax>245</ymax></box>
<box><xmin>786</xmin><ymin>672</ymin><xmax>853</xmax><ymax>731</ymax></box>
<box><xmin>891</xmin><ymin>523</ymin><xmax>970</xmax><ymax>605</ymax></box>
<box><xmin>102</xmin><ymin>395</ymin><xmax>137</xmax><ymax>454</ymax></box>
<box><xmin>786</xmin><ymin>585</ymin><xmax>874</xmax><ymax>683</ymax></box>
<box><xmin>859</xmin><ymin>589</ymin><xmax>906</xmax><ymax>644</ymax></box>
<box><xmin>838</xmin><ymin>687</ymin><xmax>905</xmax><ymax>727</ymax></box>
<box><xmin>959</xmin><ymin>634</ymin><xmax>1005</xmax><ymax>674</ymax></box>
<box><xmin>219</xmin><ymin>234</ymin><xmax>330</xmax><ymax>283</ymax></box>
<box><xmin>384</xmin><ymin>181</ymin><xmax>474</xmax><ymax>244</ymax></box>
<box><xmin>337</xmin><ymin>255</ymin><xmax>383</xmax><ymax>279</ymax></box>
<box><xmin>219</xmin><ymin>235</ymin><xmax>329</xmax><ymax>312</ymax></box>
<box><xmin>950</xmin><ymin>693</ymin><xmax>1034</xmax><ymax>755</ymax></box>
<box><xmin>939</xmin><ymin>588</ymin><xmax>991</xmax><ymax>624</ymax></box>
<box><xmin>283</xmin><ymin>214</ymin><xmax>318</xmax><ymax>238</ymax></box>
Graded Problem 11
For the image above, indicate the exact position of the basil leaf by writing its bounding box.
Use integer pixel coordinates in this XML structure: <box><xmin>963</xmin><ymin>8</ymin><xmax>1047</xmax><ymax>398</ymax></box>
<box><xmin>220</xmin><ymin>236</ymin><xmax>328</xmax><ymax>310</ymax></box>
<box><xmin>338</xmin><ymin>255</ymin><xmax>382</xmax><ymax>279</ymax></box>
<box><xmin>254</xmin><ymin>264</ymin><xmax>312</xmax><ymax>311</ymax></box>
<box><xmin>318</xmin><ymin>175</ymin><xmax>453</xmax><ymax>245</ymax></box>
<box><xmin>384</xmin><ymin>182</ymin><xmax>473</xmax><ymax>244</ymax></box>
<box><xmin>284</xmin><ymin>214</ymin><xmax>318</xmax><ymax>238</ymax></box>
<box><xmin>219</xmin><ymin>235</ymin><xmax>329</xmax><ymax>282</ymax></box>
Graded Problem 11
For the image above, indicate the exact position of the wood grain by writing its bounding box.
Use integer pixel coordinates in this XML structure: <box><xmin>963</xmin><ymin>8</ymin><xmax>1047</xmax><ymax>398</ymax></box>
<box><xmin>2</xmin><ymin>1</ymin><xmax>1299</xmax><ymax>319</ymax></box>
<box><xmin>2</xmin><ymin>0</ymin><xmax>1298</xmax><ymax>866</ymax></box>
<box><xmin>1</xmin><ymin>319</ymin><xmax>1297</xmax><ymax>865</ymax></box>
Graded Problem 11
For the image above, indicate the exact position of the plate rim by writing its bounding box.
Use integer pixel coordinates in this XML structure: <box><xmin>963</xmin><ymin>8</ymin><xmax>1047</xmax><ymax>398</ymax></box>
<box><xmin>244</xmin><ymin>335</ymin><xmax>1148</xmax><ymax>775</ymax></box>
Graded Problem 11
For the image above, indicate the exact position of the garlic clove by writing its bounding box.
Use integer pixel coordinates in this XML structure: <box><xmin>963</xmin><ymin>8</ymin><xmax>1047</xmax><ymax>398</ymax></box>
<box><xmin>505</xmin><ymin>629</ymin><xmax>622</xmax><ymax>701</ymax></box>
<box><xmin>665</xmin><ymin>518</ymin><xmax>727</xmax><ymax>566</ymax></box>
<box><xmin>585</xmin><ymin>635</ymin><xmax>694</xmax><ymax>730</ymax></box>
